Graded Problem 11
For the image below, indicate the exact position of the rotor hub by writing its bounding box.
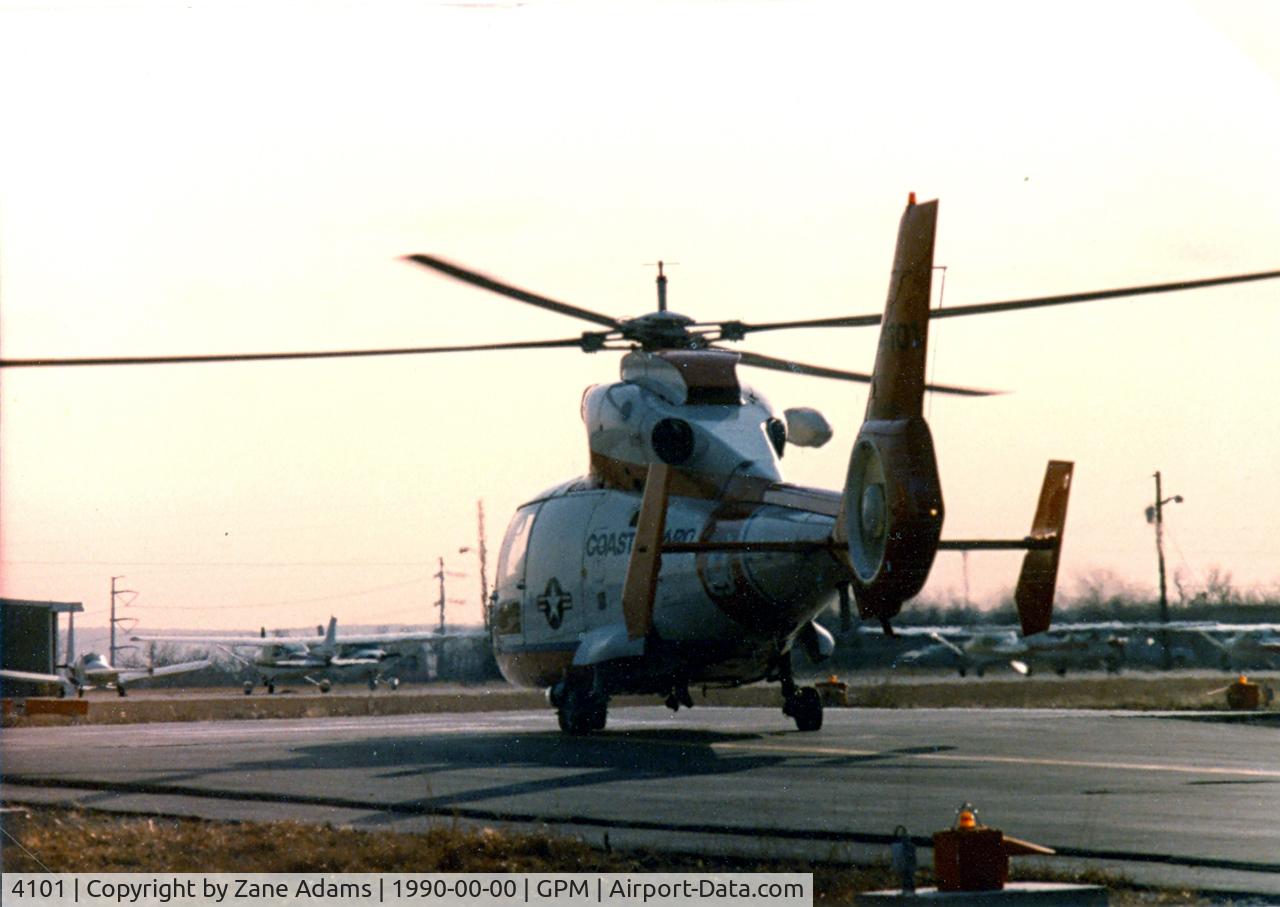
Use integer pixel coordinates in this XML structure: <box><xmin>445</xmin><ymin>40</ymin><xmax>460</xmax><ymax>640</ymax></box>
<box><xmin>617</xmin><ymin>311</ymin><xmax>705</xmax><ymax>351</ymax></box>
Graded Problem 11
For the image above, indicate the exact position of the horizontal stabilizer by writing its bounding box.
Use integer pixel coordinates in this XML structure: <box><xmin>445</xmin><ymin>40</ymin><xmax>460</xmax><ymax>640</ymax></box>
<box><xmin>936</xmin><ymin>538</ymin><xmax>1056</xmax><ymax>552</ymax></box>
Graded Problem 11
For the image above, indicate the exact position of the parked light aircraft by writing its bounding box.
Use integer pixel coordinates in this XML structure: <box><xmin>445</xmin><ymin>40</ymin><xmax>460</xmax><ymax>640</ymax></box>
<box><xmin>7</xmin><ymin>195</ymin><xmax>1279</xmax><ymax>732</ymax></box>
<box><xmin>892</xmin><ymin>620</ymin><xmax>1280</xmax><ymax>675</ymax></box>
<box><xmin>0</xmin><ymin>614</ymin><xmax>210</xmax><ymax>697</ymax></box>
<box><xmin>136</xmin><ymin>617</ymin><xmax>447</xmax><ymax>694</ymax></box>
<box><xmin>895</xmin><ymin>626</ymin><xmax>1126</xmax><ymax>676</ymax></box>
<box><xmin>1195</xmin><ymin>626</ymin><xmax>1280</xmax><ymax>671</ymax></box>
<box><xmin>1057</xmin><ymin>619</ymin><xmax>1280</xmax><ymax>671</ymax></box>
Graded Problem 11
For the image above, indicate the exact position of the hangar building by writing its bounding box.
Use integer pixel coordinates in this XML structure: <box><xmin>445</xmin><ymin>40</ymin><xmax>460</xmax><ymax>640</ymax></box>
<box><xmin>1</xmin><ymin>598</ymin><xmax>84</xmax><ymax>697</ymax></box>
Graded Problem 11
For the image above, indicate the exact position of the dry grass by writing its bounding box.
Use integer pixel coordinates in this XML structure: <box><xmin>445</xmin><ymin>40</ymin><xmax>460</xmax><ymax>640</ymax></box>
<box><xmin>1</xmin><ymin>806</ymin><xmax>1205</xmax><ymax>906</ymax></box>
<box><xmin>1</xmin><ymin>805</ymin><xmax>899</xmax><ymax>903</ymax></box>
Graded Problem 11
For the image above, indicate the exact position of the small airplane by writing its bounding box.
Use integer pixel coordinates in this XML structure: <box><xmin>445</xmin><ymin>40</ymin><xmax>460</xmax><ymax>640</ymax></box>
<box><xmin>1195</xmin><ymin>627</ymin><xmax>1280</xmax><ymax>671</ymax></box>
<box><xmin>7</xmin><ymin>195</ymin><xmax>1279</xmax><ymax>733</ymax></box>
<box><xmin>135</xmin><ymin>617</ymin><xmax>449</xmax><ymax>694</ymax></box>
<box><xmin>0</xmin><ymin>613</ymin><xmax>210</xmax><ymax>697</ymax></box>
<box><xmin>896</xmin><ymin>627</ymin><xmax>1126</xmax><ymax>677</ymax></box>
<box><xmin>1045</xmin><ymin>619</ymin><xmax>1280</xmax><ymax>671</ymax></box>
<box><xmin>895</xmin><ymin>629</ymin><xmax>1029</xmax><ymax>676</ymax></box>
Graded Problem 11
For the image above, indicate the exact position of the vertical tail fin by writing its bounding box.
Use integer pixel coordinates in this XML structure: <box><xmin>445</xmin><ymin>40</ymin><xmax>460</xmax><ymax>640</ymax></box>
<box><xmin>320</xmin><ymin>617</ymin><xmax>338</xmax><ymax>655</ymax></box>
<box><xmin>1015</xmin><ymin>461</ymin><xmax>1075</xmax><ymax>636</ymax></box>
<box><xmin>864</xmin><ymin>195</ymin><xmax>938</xmax><ymax>422</ymax></box>
<box><xmin>66</xmin><ymin>611</ymin><xmax>87</xmax><ymax>686</ymax></box>
<box><xmin>622</xmin><ymin>463</ymin><xmax>672</xmax><ymax>640</ymax></box>
<box><xmin>836</xmin><ymin>196</ymin><xmax>944</xmax><ymax>626</ymax></box>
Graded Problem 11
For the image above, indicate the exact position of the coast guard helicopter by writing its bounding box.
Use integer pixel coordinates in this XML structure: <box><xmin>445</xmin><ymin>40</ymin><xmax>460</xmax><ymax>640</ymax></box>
<box><xmin>5</xmin><ymin>195</ymin><xmax>1279</xmax><ymax>732</ymax></box>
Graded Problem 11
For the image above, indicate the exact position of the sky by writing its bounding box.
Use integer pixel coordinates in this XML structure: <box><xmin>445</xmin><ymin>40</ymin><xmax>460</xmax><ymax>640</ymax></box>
<box><xmin>2</xmin><ymin>0</ymin><xmax>1278</xmax><ymax>634</ymax></box>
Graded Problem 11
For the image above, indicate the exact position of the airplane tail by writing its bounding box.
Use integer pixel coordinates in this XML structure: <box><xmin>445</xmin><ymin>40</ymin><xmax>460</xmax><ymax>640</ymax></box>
<box><xmin>318</xmin><ymin>616</ymin><xmax>338</xmax><ymax>655</ymax></box>
<box><xmin>835</xmin><ymin>195</ymin><xmax>945</xmax><ymax>627</ymax></box>
<box><xmin>63</xmin><ymin>610</ymin><xmax>87</xmax><ymax>687</ymax></box>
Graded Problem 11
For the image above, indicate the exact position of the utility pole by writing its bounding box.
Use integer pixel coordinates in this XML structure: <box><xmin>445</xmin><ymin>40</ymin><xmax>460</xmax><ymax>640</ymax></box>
<box><xmin>477</xmin><ymin>501</ymin><xmax>490</xmax><ymax>634</ymax></box>
<box><xmin>109</xmin><ymin>575</ymin><xmax>136</xmax><ymax>666</ymax></box>
<box><xmin>435</xmin><ymin>557</ymin><xmax>446</xmax><ymax>634</ymax></box>
<box><xmin>1146</xmin><ymin>471</ymin><xmax>1184</xmax><ymax>669</ymax></box>
<box><xmin>433</xmin><ymin>556</ymin><xmax>467</xmax><ymax>635</ymax></box>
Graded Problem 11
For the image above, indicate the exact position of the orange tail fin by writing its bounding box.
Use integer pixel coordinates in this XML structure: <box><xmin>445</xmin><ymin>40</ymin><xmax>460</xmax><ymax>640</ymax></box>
<box><xmin>865</xmin><ymin>195</ymin><xmax>937</xmax><ymax>421</ymax></box>
<box><xmin>1014</xmin><ymin>460</ymin><xmax>1075</xmax><ymax>636</ymax></box>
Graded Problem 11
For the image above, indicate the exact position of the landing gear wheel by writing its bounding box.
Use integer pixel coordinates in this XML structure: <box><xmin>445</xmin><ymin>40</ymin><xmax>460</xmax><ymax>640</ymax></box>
<box><xmin>266</xmin><ymin>680</ymin><xmax>276</xmax><ymax>694</ymax></box>
<box><xmin>389</xmin><ymin>677</ymin><xmax>400</xmax><ymax>691</ymax></box>
<box><xmin>368</xmin><ymin>677</ymin><xmax>379</xmax><ymax>691</ymax></box>
<box><xmin>784</xmin><ymin>686</ymin><xmax>823</xmax><ymax>732</ymax></box>
<box><xmin>243</xmin><ymin>681</ymin><xmax>254</xmax><ymax>696</ymax></box>
<box><xmin>556</xmin><ymin>677</ymin><xmax>608</xmax><ymax>735</ymax></box>
<box><xmin>117</xmin><ymin>685</ymin><xmax>128</xmax><ymax>697</ymax></box>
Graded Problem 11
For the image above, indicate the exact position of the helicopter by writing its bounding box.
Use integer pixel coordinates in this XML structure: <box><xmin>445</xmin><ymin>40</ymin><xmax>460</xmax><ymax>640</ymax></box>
<box><xmin>5</xmin><ymin>195</ymin><xmax>1279</xmax><ymax>733</ymax></box>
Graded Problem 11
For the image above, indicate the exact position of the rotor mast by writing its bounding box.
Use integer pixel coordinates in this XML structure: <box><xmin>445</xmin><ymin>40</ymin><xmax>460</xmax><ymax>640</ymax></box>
<box><xmin>646</xmin><ymin>260</ymin><xmax>677</xmax><ymax>314</ymax></box>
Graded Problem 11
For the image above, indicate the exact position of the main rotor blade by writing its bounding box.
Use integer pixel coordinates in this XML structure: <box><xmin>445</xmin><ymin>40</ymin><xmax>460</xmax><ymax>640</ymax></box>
<box><xmin>734</xmin><ymin>349</ymin><xmax>874</xmax><ymax>383</ymax></box>
<box><xmin>0</xmin><ymin>337</ymin><xmax>587</xmax><ymax>368</ymax></box>
<box><xmin>734</xmin><ymin>349</ymin><xmax>996</xmax><ymax>396</ymax></box>
<box><xmin>723</xmin><ymin>269</ymin><xmax>1280</xmax><ymax>336</ymax></box>
<box><xmin>931</xmin><ymin>268</ymin><xmax>1280</xmax><ymax>322</ymax></box>
<box><xmin>404</xmin><ymin>254</ymin><xmax>623</xmax><ymax>330</ymax></box>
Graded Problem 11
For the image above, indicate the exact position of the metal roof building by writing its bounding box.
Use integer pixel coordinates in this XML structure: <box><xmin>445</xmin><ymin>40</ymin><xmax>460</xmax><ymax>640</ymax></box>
<box><xmin>1</xmin><ymin>598</ymin><xmax>84</xmax><ymax>697</ymax></box>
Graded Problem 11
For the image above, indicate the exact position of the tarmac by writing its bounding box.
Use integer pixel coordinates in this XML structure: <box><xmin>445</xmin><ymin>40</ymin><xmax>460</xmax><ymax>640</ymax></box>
<box><xmin>3</xmin><ymin>704</ymin><xmax>1278</xmax><ymax>897</ymax></box>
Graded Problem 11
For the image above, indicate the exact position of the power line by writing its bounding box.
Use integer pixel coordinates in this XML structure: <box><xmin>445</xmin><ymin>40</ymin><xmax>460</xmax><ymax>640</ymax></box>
<box><xmin>2</xmin><ymin>560</ymin><xmax>432</xmax><ymax>567</ymax></box>
<box><xmin>127</xmin><ymin>574</ymin><xmax>431</xmax><ymax>611</ymax></box>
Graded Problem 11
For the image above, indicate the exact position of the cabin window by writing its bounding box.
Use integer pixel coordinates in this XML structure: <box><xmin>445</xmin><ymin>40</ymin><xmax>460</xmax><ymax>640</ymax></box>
<box><xmin>495</xmin><ymin>505</ymin><xmax>536</xmax><ymax>591</ymax></box>
<box><xmin>493</xmin><ymin>599</ymin><xmax>521</xmax><ymax>636</ymax></box>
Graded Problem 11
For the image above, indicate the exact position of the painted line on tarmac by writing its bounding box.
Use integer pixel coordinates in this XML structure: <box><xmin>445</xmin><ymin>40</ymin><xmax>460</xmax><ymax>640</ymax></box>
<box><xmin>0</xmin><ymin>713</ymin><xmax>555</xmax><ymax>748</ymax></box>
<box><xmin>709</xmin><ymin>740</ymin><xmax>1280</xmax><ymax>779</ymax></box>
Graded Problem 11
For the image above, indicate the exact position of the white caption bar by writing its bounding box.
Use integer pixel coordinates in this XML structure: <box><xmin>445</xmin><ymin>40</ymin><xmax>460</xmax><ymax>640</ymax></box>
<box><xmin>5</xmin><ymin>873</ymin><xmax>812</xmax><ymax>907</ymax></box>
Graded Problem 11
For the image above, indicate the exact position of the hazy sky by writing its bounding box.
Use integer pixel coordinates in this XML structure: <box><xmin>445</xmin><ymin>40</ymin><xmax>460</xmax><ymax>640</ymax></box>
<box><xmin>2</xmin><ymin>1</ymin><xmax>1278</xmax><ymax>632</ymax></box>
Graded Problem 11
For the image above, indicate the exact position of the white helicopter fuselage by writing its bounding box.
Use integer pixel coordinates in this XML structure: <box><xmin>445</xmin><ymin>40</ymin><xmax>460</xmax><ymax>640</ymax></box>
<box><xmin>490</xmin><ymin>350</ymin><xmax>845</xmax><ymax>693</ymax></box>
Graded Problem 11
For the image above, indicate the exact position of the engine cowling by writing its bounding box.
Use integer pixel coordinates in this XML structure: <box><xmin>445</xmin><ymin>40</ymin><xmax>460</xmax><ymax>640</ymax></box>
<box><xmin>838</xmin><ymin>416</ymin><xmax>944</xmax><ymax>623</ymax></box>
